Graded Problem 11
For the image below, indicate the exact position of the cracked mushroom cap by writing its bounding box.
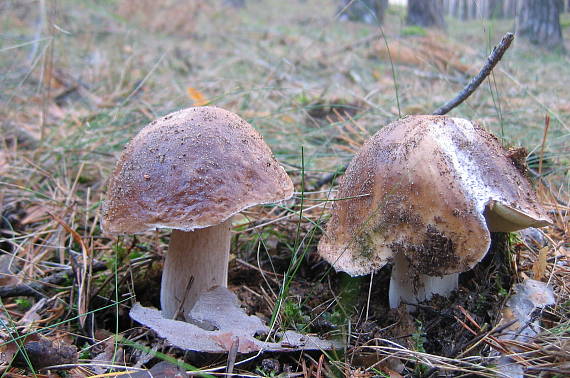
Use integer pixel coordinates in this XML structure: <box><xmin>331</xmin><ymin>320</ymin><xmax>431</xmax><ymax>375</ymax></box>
<box><xmin>318</xmin><ymin>115</ymin><xmax>551</xmax><ymax>277</ymax></box>
<box><xmin>102</xmin><ymin>106</ymin><xmax>293</xmax><ymax>234</ymax></box>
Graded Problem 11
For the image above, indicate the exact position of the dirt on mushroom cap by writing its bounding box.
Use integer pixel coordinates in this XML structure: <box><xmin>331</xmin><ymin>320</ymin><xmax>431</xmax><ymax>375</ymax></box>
<box><xmin>102</xmin><ymin>106</ymin><xmax>293</xmax><ymax>234</ymax></box>
<box><xmin>318</xmin><ymin>115</ymin><xmax>551</xmax><ymax>277</ymax></box>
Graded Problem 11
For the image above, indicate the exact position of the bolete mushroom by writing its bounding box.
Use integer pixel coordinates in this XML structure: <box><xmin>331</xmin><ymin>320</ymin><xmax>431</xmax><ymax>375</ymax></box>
<box><xmin>318</xmin><ymin>115</ymin><xmax>551</xmax><ymax>309</ymax></box>
<box><xmin>103</xmin><ymin>106</ymin><xmax>293</xmax><ymax>319</ymax></box>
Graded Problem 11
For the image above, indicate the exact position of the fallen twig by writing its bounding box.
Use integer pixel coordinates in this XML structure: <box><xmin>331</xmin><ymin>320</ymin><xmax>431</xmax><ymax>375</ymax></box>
<box><xmin>173</xmin><ymin>275</ymin><xmax>194</xmax><ymax>321</ymax></box>
<box><xmin>432</xmin><ymin>32</ymin><xmax>514</xmax><ymax>115</ymax></box>
<box><xmin>312</xmin><ymin>32</ymin><xmax>515</xmax><ymax>191</ymax></box>
<box><xmin>226</xmin><ymin>336</ymin><xmax>239</xmax><ymax>378</ymax></box>
<box><xmin>0</xmin><ymin>262</ymin><xmax>106</xmax><ymax>299</ymax></box>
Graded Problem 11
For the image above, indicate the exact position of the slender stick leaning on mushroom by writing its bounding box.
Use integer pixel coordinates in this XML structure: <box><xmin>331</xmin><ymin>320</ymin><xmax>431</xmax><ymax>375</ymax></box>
<box><xmin>102</xmin><ymin>106</ymin><xmax>293</xmax><ymax>320</ymax></box>
<box><xmin>318</xmin><ymin>115</ymin><xmax>551</xmax><ymax>310</ymax></box>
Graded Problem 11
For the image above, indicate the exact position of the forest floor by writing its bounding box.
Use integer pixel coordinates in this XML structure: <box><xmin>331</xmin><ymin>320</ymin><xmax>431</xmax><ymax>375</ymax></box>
<box><xmin>0</xmin><ymin>0</ymin><xmax>569</xmax><ymax>376</ymax></box>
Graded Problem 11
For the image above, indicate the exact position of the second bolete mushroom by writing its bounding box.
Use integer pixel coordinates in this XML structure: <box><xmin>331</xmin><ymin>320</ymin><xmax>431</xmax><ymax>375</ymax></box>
<box><xmin>103</xmin><ymin>106</ymin><xmax>293</xmax><ymax>319</ymax></box>
<box><xmin>318</xmin><ymin>115</ymin><xmax>551</xmax><ymax>309</ymax></box>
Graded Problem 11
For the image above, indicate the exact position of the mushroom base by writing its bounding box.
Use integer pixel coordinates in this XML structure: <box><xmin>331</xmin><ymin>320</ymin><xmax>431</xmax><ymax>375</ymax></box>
<box><xmin>161</xmin><ymin>218</ymin><xmax>232</xmax><ymax>320</ymax></box>
<box><xmin>389</xmin><ymin>252</ymin><xmax>459</xmax><ymax>310</ymax></box>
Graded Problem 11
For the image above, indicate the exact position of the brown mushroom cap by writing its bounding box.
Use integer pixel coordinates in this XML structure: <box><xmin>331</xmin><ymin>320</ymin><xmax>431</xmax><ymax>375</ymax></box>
<box><xmin>102</xmin><ymin>106</ymin><xmax>293</xmax><ymax>234</ymax></box>
<box><xmin>318</xmin><ymin>115</ymin><xmax>551</xmax><ymax>277</ymax></box>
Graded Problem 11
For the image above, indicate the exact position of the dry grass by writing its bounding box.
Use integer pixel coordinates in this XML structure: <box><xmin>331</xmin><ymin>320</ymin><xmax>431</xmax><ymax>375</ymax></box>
<box><xmin>0</xmin><ymin>0</ymin><xmax>568</xmax><ymax>376</ymax></box>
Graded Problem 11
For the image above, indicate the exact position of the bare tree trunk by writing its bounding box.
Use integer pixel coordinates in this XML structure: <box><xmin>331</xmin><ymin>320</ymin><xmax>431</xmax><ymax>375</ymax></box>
<box><xmin>467</xmin><ymin>0</ymin><xmax>477</xmax><ymax>20</ymax></box>
<box><xmin>488</xmin><ymin>0</ymin><xmax>505</xmax><ymax>18</ymax></box>
<box><xmin>517</xmin><ymin>0</ymin><xmax>564</xmax><ymax>50</ymax></box>
<box><xmin>504</xmin><ymin>0</ymin><xmax>518</xmax><ymax>17</ymax></box>
<box><xmin>476</xmin><ymin>0</ymin><xmax>508</xmax><ymax>19</ymax></box>
<box><xmin>338</xmin><ymin>0</ymin><xmax>389</xmax><ymax>24</ymax></box>
<box><xmin>478</xmin><ymin>0</ymin><xmax>488</xmax><ymax>19</ymax></box>
<box><xmin>450</xmin><ymin>0</ymin><xmax>460</xmax><ymax>17</ymax></box>
<box><xmin>407</xmin><ymin>0</ymin><xmax>446</xmax><ymax>28</ymax></box>
<box><xmin>443</xmin><ymin>0</ymin><xmax>450</xmax><ymax>15</ymax></box>
<box><xmin>460</xmin><ymin>0</ymin><xmax>469</xmax><ymax>19</ymax></box>
<box><xmin>224</xmin><ymin>0</ymin><xmax>245</xmax><ymax>8</ymax></box>
<box><xmin>473</xmin><ymin>0</ymin><xmax>517</xmax><ymax>19</ymax></box>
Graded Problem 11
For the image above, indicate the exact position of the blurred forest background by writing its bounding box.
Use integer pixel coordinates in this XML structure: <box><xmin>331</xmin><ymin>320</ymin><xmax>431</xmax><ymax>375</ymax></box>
<box><xmin>0</xmin><ymin>0</ymin><xmax>569</xmax><ymax>376</ymax></box>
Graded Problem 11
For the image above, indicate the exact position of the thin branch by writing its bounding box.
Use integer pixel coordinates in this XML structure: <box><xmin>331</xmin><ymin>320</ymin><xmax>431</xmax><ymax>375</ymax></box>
<box><xmin>313</xmin><ymin>32</ymin><xmax>515</xmax><ymax>190</ymax></box>
<box><xmin>0</xmin><ymin>262</ymin><xmax>106</xmax><ymax>299</ymax></box>
<box><xmin>432</xmin><ymin>32</ymin><xmax>514</xmax><ymax>115</ymax></box>
<box><xmin>225</xmin><ymin>336</ymin><xmax>239</xmax><ymax>377</ymax></box>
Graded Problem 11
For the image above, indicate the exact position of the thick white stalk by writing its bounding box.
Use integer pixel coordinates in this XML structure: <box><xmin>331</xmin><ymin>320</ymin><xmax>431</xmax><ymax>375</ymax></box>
<box><xmin>161</xmin><ymin>218</ymin><xmax>232</xmax><ymax>320</ymax></box>
<box><xmin>389</xmin><ymin>252</ymin><xmax>458</xmax><ymax>310</ymax></box>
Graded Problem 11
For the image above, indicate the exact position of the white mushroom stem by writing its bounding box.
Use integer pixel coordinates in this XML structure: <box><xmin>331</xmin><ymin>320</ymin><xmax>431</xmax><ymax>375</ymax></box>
<box><xmin>388</xmin><ymin>252</ymin><xmax>458</xmax><ymax>310</ymax></box>
<box><xmin>161</xmin><ymin>218</ymin><xmax>232</xmax><ymax>320</ymax></box>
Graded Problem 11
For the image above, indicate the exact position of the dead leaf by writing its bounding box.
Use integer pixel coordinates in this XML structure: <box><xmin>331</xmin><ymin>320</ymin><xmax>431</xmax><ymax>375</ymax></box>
<box><xmin>187</xmin><ymin>87</ymin><xmax>209</xmax><ymax>106</ymax></box>
<box><xmin>496</xmin><ymin>279</ymin><xmax>554</xmax><ymax>345</ymax></box>
<box><xmin>532</xmin><ymin>246</ymin><xmax>549</xmax><ymax>281</ymax></box>
<box><xmin>493</xmin><ymin>279</ymin><xmax>555</xmax><ymax>376</ymax></box>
